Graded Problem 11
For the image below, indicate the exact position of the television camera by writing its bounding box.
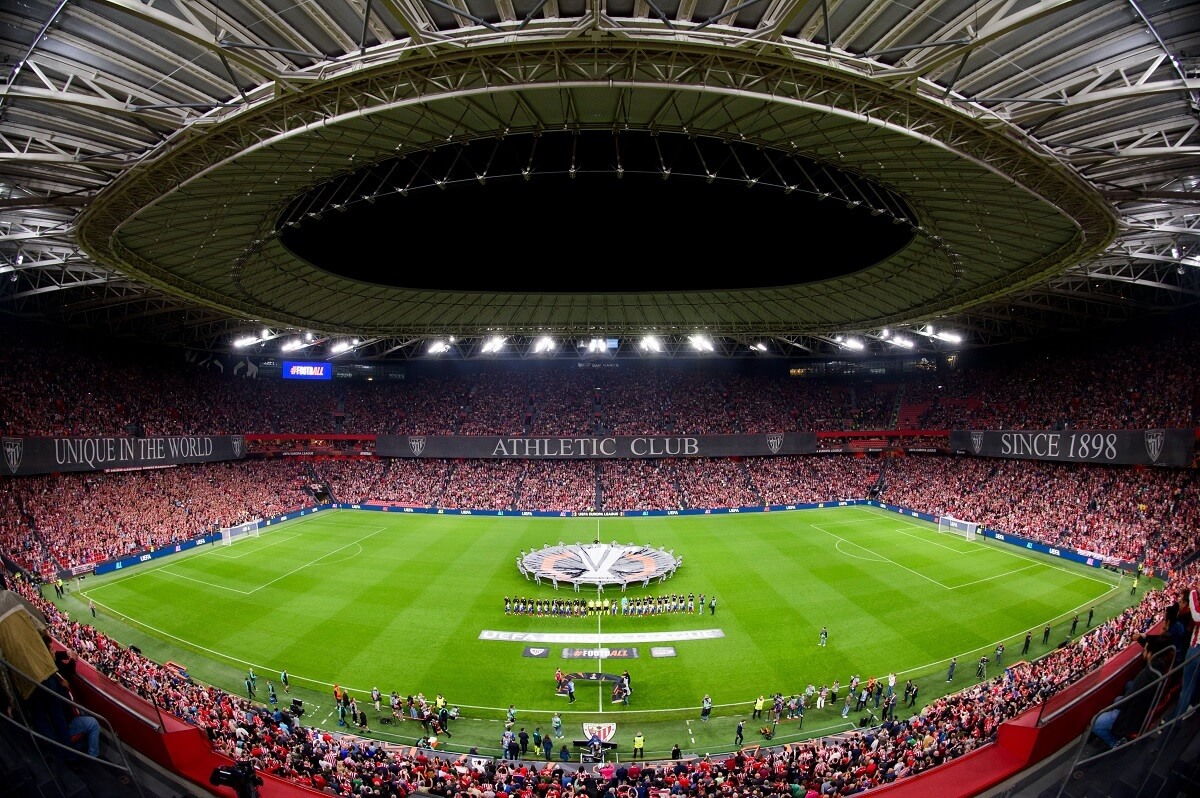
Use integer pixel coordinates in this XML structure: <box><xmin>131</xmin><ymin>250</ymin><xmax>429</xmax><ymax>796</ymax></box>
<box><xmin>210</xmin><ymin>760</ymin><xmax>263</xmax><ymax>798</ymax></box>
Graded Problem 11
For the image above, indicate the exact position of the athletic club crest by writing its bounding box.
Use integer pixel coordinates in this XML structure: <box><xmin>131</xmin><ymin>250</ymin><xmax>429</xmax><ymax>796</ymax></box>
<box><xmin>231</xmin><ymin>435</ymin><xmax>244</xmax><ymax>457</ymax></box>
<box><xmin>767</xmin><ymin>434</ymin><xmax>783</xmax><ymax>454</ymax></box>
<box><xmin>970</xmin><ymin>432</ymin><xmax>985</xmax><ymax>455</ymax></box>
<box><xmin>583</xmin><ymin>722</ymin><xmax>616</xmax><ymax>743</ymax></box>
<box><xmin>2</xmin><ymin>437</ymin><xmax>22</xmax><ymax>474</ymax></box>
<box><xmin>1144</xmin><ymin>430</ymin><xmax>1165</xmax><ymax>463</ymax></box>
<box><xmin>408</xmin><ymin>436</ymin><xmax>426</xmax><ymax>456</ymax></box>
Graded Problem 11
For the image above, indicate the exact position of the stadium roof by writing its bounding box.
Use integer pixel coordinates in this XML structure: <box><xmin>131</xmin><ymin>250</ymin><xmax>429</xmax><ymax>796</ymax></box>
<box><xmin>1</xmin><ymin>0</ymin><xmax>1197</xmax><ymax>361</ymax></box>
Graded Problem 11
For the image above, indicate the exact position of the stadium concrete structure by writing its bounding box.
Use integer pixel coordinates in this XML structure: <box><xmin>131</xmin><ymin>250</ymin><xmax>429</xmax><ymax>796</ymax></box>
<box><xmin>0</xmin><ymin>0</ymin><xmax>1197</xmax><ymax>357</ymax></box>
<box><xmin>2</xmin><ymin>2</ymin><xmax>1199</xmax><ymax>798</ymax></box>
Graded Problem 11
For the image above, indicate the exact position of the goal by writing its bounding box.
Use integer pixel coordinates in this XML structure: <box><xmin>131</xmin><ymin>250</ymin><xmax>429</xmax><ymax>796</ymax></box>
<box><xmin>220</xmin><ymin>519</ymin><xmax>261</xmax><ymax>546</ymax></box>
<box><xmin>938</xmin><ymin>515</ymin><xmax>979</xmax><ymax>541</ymax></box>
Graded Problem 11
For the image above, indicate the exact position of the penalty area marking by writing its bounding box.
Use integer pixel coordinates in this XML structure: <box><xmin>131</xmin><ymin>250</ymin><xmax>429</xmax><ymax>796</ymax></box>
<box><xmin>871</xmin><ymin>509</ymin><xmax>1119</xmax><ymax>589</ymax></box>
<box><xmin>833</xmin><ymin>539</ymin><xmax>888</xmax><ymax>562</ymax></box>
<box><xmin>815</xmin><ymin>525</ymin><xmax>950</xmax><ymax>589</ymax></box>
<box><xmin>210</xmin><ymin>532</ymin><xmax>300</xmax><ymax>560</ymax></box>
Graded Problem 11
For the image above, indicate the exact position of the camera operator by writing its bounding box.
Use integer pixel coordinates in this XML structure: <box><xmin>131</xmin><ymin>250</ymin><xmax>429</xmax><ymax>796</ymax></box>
<box><xmin>210</xmin><ymin>760</ymin><xmax>264</xmax><ymax>798</ymax></box>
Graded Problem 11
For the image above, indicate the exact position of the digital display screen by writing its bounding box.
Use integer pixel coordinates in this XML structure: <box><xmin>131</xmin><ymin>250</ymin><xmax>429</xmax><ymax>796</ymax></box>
<box><xmin>282</xmin><ymin>361</ymin><xmax>333</xmax><ymax>380</ymax></box>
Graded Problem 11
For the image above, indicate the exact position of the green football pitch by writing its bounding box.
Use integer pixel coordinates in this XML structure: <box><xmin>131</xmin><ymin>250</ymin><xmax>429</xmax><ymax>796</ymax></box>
<box><xmin>68</xmin><ymin>506</ymin><xmax>1143</xmax><ymax>758</ymax></box>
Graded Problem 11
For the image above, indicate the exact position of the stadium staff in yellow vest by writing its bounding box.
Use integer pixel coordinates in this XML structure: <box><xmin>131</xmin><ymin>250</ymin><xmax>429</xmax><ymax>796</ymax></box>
<box><xmin>753</xmin><ymin>694</ymin><xmax>766</xmax><ymax>719</ymax></box>
<box><xmin>632</xmin><ymin>731</ymin><xmax>645</xmax><ymax>759</ymax></box>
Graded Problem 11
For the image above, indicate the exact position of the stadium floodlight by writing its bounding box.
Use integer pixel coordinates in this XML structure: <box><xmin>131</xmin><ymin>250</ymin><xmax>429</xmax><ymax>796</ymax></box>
<box><xmin>586</xmin><ymin>338</ymin><xmax>607</xmax><ymax>353</ymax></box>
<box><xmin>935</xmin><ymin>331</ymin><xmax>962</xmax><ymax>343</ymax></box>
<box><xmin>281</xmin><ymin>339</ymin><xmax>304</xmax><ymax>352</ymax></box>
<box><xmin>640</xmin><ymin>336</ymin><xmax>663</xmax><ymax>352</ymax></box>
<box><xmin>330</xmin><ymin>341</ymin><xmax>353</xmax><ymax>354</ymax></box>
<box><xmin>751</xmin><ymin>342</ymin><xmax>768</xmax><ymax>352</ymax></box>
<box><xmin>261</xmin><ymin>328</ymin><xmax>270</xmax><ymax>338</ymax></box>
<box><xmin>880</xmin><ymin>328</ymin><xmax>890</xmax><ymax>339</ymax></box>
<box><xmin>304</xmin><ymin>332</ymin><xmax>314</xmax><ymax>342</ymax></box>
<box><xmin>688</xmin><ymin>334</ymin><xmax>714</xmax><ymax>352</ymax></box>
<box><xmin>427</xmin><ymin>340</ymin><xmax>450</xmax><ymax>355</ymax></box>
<box><xmin>481</xmin><ymin>336</ymin><xmax>507</xmax><ymax>354</ymax></box>
<box><xmin>889</xmin><ymin>336</ymin><xmax>915</xmax><ymax>349</ymax></box>
<box><xmin>533</xmin><ymin>336</ymin><xmax>556</xmax><ymax>354</ymax></box>
<box><xmin>233</xmin><ymin>336</ymin><xmax>258</xmax><ymax>348</ymax></box>
<box><xmin>843</xmin><ymin>338</ymin><xmax>865</xmax><ymax>350</ymax></box>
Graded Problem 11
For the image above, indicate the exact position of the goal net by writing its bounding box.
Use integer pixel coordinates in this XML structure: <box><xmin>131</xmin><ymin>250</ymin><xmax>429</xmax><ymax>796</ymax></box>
<box><xmin>220</xmin><ymin>519</ymin><xmax>261</xmax><ymax>546</ymax></box>
<box><xmin>938</xmin><ymin>516</ymin><xmax>979</xmax><ymax>541</ymax></box>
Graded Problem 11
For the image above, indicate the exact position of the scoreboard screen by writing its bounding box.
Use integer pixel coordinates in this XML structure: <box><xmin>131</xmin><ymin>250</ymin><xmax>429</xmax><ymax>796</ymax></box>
<box><xmin>282</xmin><ymin>361</ymin><xmax>333</xmax><ymax>380</ymax></box>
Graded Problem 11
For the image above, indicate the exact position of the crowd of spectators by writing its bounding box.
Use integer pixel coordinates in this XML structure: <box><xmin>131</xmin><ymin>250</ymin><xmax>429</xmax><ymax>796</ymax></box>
<box><xmin>5</xmin><ymin>550</ymin><xmax>1192</xmax><ymax>798</ymax></box>
<box><xmin>879</xmin><ymin>457</ymin><xmax>1200</xmax><ymax>570</ymax></box>
<box><xmin>4</xmin><ymin>319</ymin><xmax>1199</xmax><ymax>795</ymax></box>
<box><xmin>4</xmin><ymin>451</ymin><xmax>1198</xmax><ymax>579</ymax></box>
<box><xmin>5</xmin><ymin>320</ymin><xmax>1197</xmax><ymax>441</ymax></box>
<box><xmin>2</xmin><ymin>461</ymin><xmax>311</xmax><ymax>577</ymax></box>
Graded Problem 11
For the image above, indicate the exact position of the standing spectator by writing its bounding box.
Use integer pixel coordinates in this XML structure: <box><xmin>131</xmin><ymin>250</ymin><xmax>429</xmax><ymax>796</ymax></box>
<box><xmin>1170</xmin><ymin>577</ymin><xmax>1200</xmax><ymax>721</ymax></box>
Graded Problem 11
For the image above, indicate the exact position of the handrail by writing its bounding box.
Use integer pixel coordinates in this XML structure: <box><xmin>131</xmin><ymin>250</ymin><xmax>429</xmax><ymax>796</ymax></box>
<box><xmin>1</xmin><ymin>651</ymin><xmax>149</xmax><ymax>798</ymax></box>
<box><xmin>1053</xmin><ymin>643</ymin><xmax>1187</xmax><ymax>798</ymax></box>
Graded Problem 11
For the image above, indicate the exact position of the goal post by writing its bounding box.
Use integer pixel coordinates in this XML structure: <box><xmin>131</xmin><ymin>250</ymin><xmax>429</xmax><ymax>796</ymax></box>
<box><xmin>220</xmin><ymin>519</ymin><xmax>261</xmax><ymax>546</ymax></box>
<box><xmin>938</xmin><ymin>515</ymin><xmax>979</xmax><ymax>541</ymax></box>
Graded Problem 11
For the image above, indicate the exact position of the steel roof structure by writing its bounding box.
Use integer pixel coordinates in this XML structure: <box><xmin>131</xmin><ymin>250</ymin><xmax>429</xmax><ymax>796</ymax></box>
<box><xmin>1</xmin><ymin>0</ymin><xmax>1197</xmax><ymax>361</ymax></box>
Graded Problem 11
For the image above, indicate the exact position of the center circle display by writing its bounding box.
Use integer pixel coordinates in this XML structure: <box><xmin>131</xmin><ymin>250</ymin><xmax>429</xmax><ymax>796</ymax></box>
<box><xmin>519</xmin><ymin>542</ymin><xmax>680</xmax><ymax>587</ymax></box>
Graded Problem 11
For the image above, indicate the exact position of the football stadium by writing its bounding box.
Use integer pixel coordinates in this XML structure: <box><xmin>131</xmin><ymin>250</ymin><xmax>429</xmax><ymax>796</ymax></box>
<box><xmin>1</xmin><ymin>2</ymin><xmax>1199</xmax><ymax>798</ymax></box>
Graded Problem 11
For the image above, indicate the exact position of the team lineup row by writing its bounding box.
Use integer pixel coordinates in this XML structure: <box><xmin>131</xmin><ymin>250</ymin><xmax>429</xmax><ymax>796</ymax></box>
<box><xmin>503</xmin><ymin>594</ymin><xmax>716</xmax><ymax>616</ymax></box>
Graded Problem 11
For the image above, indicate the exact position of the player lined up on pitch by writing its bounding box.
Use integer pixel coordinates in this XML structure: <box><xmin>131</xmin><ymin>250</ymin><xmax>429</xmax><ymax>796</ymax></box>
<box><xmin>504</xmin><ymin>592</ymin><xmax>712</xmax><ymax>616</ymax></box>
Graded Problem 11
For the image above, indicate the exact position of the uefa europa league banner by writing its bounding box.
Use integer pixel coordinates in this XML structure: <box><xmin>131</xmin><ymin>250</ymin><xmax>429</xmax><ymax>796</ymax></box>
<box><xmin>1</xmin><ymin>435</ymin><xmax>247</xmax><ymax>476</ymax></box>
<box><xmin>950</xmin><ymin>429</ymin><xmax>1194</xmax><ymax>467</ymax></box>
<box><xmin>378</xmin><ymin>433</ymin><xmax>817</xmax><ymax>459</ymax></box>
